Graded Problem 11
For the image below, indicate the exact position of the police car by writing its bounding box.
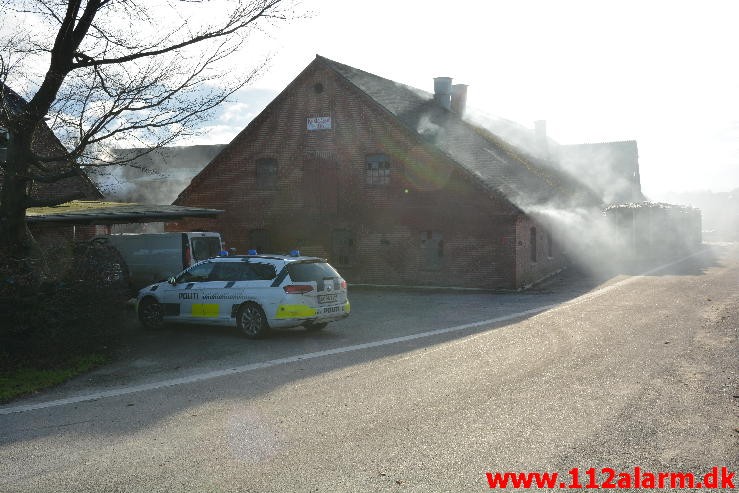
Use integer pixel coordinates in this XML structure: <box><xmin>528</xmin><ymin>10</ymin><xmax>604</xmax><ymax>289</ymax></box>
<box><xmin>135</xmin><ymin>253</ymin><xmax>350</xmax><ymax>338</ymax></box>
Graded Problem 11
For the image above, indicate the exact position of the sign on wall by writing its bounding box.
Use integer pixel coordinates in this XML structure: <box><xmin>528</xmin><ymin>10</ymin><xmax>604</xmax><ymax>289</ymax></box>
<box><xmin>307</xmin><ymin>116</ymin><xmax>332</xmax><ymax>131</ymax></box>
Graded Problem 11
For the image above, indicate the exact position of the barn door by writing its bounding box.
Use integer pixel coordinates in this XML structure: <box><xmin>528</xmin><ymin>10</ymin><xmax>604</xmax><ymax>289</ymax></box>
<box><xmin>305</xmin><ymin>158</ymin><xmax>338</xmax><ymax>214</ymax></box>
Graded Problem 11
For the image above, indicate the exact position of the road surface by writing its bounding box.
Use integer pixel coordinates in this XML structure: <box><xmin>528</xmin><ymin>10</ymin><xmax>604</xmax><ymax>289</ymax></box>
<box><xmin>1</xmin><ymin>244</ymin><xmax>736</xmax><ymax>492</ymax></box>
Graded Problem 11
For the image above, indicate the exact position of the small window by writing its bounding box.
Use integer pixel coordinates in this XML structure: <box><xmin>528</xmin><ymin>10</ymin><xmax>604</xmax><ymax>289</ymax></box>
<box><xmin>256</xmin><ymin>158</ymin><xmax>278</xmax><ymax>189</ymax></box>
<box><xmin>366</xmin><ymin>154</ymin><xmax>390</xmax><ymax>185</ymax></box>
<box><xmin>331</xmin><ymin>229</ymin><xmax>355</xmax><ymax>267</ymax></box>
<box><xmin>547</xmin><ymin>231</ymin><xmax>553</xmax><ymax>258</ymax></box>
<box><xmin>530</xmin><ymin>227</ymin><xmax>537</xmax><ymax>263</ymax></box>
<box><xmin>420</xmin><ymin>231</ymin><xmax>443</xmax><ymax>270</ymax></box>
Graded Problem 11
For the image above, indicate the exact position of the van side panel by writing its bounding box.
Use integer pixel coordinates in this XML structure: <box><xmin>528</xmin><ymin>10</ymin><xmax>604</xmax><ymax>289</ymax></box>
<box><xmin>95</xmin><ymin>232</ymin><xmax>222</xmax><ymax>291</ymax></box>
<box><xmin>107</xmin><ymin>234</ymin><xmax>184</xmax><ymax>289</ymax></box>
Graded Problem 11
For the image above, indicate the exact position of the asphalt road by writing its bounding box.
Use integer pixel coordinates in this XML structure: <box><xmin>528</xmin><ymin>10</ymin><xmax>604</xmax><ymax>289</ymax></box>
<box><xmin>1</xmin><ymin>244</ymin><xmax>736</xmax><ymax>492</ymax></box>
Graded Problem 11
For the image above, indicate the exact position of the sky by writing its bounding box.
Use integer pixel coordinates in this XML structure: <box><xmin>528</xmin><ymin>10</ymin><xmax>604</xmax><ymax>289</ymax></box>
<box><xmin>188</xmin><ymin>0</ymin><xmax>738</xmax><ymax>199</ymax></box>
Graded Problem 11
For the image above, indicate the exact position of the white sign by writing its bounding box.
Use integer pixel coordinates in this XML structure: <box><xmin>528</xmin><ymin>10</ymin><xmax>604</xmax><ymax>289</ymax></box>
<box><xmin>307</xmin><ymin>116</ymin><xmax>332</xmax><ymax>131</ymax></box>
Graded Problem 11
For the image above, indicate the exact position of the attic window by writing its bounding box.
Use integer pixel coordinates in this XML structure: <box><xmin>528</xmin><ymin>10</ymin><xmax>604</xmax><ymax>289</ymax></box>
<box><xmin>256</xmin><ymin>158</ymin><xmax>277</xmax><ymax>189</ymax></box>
<box><xmin>313</xmin><ymin>82</ymin><xmax>324</xmax><ymax>94</ymax></box>
<box><xmin>366</xmin><ymin>154</ymin><xmax>390</xmax><ymax>185</ymax></box>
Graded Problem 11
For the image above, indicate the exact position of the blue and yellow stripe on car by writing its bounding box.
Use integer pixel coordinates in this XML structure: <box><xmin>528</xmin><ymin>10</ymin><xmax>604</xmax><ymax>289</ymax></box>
<box><xmin>276</xmin><ymin>305</ymin><xmax>317</xmax><ymax>319</ymax></box>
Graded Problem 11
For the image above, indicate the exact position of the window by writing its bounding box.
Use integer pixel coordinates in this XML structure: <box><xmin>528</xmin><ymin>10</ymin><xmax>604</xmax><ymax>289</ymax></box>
<box><xmin>420</xmin><ymin>231</ymin><xmax>443</xmax><ymax>270</ymax></box>
<box><xmin>331</xmin><ymin>229</ymin><xmax>355</xmax><ymax>266</ymax></box>
<box><xmin>547</xmin><ymin>231</ymin><xmax>553</xmax><ymax>258</ymax></box>
<box><xmin>366</xmin><ymin>154</ymin><xmax>390</xmax><ymax>185</ymax></box>
<box><xmin>288</xmin><ymin>261</ymin><xmax>340</xmax><ymax>282</ymax></box>
<box><xmin>530</xmin><ymin>227</ymin><xmax>537</xmax><ymax>263</ymax></box>
<box><xmin>190</xmin><ymin>237</ymin><xmax>222</xmax><ymax>261</ymax></box>
<box><xmin>176</xmin><ymin>261</ymin><xmax>215</xmax><ymax>283</ymax></box>
<box><xmin>256</xmin><ymin>158</ymin><xmax>277</xmax><ymax>189</ymax></box>
<box><xmin>209</xmin><ymin>262</ymin><xmax>276</xmax><ymax>281</ymax></box>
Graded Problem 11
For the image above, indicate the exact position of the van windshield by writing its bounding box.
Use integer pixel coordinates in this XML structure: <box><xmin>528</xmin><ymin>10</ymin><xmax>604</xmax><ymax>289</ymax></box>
<box><xmin>287</xmin><ymin>261</ymin><xmax>339</xmax><ymax>281</ymax></box>
<box><xmin>191</xmin><ymin>237</ymin><xmax>222</xmax><ymax>261</ymax></box>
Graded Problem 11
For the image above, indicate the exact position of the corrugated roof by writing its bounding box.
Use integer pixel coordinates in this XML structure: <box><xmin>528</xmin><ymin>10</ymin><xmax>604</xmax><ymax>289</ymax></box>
<box><xmin>317</xmin><ymin>56</ymin><xmax>600</xmax><ymax>210</ymax></box>
<box><xmin>26</xmin><ymin>200</ymin><xmax>222</xmax><ymax>224</ymax></box>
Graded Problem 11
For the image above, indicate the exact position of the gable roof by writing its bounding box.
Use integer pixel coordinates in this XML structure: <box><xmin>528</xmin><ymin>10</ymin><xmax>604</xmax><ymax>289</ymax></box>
<box><xmin>1</xmin><ymin>83</ymin><xmax>103</xmax><ymax>201</ymax></box>
<box><xmin>176</xmin><ymin>56</ymin><xmax>600</xmax><ymax>211</ymax></box>
<box><xmin>315</xmin><ymin>56</ymin><xmax>600</xmax><ymax>210</ymax></box>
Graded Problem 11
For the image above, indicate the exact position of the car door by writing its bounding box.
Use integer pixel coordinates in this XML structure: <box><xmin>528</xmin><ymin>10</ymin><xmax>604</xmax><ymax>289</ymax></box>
<box><xmin>165</xmin><ymin>261</ymin><xmax>216</xmax><ymax>322</ymax></box>
<box><xmin>189</xmin><ymin>262</ymin><xmax>248</xmax><ymax>323</ymax></box>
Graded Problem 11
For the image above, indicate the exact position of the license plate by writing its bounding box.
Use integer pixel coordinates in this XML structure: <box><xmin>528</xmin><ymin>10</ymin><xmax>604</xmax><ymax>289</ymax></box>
<box><xmin>318</xmin><ymin>293</ymin><xmax>337</xmax><ymax>304</ymax></box>
<box><xmin>322</xmin><ymin>305</ymin><xmax>343</xmax><ymax>314</ymax></box>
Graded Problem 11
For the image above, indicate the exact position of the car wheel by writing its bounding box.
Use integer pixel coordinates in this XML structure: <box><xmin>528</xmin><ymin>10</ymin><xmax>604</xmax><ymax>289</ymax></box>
<box><xmin>138</xmin><ymin>297</ymin><xmax>164</xmax><ymax>330</ymax></box>
<box><xmin>237</xmin><ymin>302</ymin><xmax>269</xmax><ymax>339</ymax></box>
<box><xmin>304</xmin><ymin>322</ymin><xmax>328</xmax><ymax>332</ymax></box>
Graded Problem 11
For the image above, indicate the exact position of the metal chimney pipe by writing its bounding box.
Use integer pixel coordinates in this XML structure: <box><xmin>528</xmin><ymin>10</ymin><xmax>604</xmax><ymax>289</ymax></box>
<box><xmin>451</xmin><ymin>84</ymin><xmax>468</xmax><ymax>116</ymax></box>
<box><xmin>433</xmin><ymin>77</ymin><xmax>452</xmax><ymax>110</ymax></box>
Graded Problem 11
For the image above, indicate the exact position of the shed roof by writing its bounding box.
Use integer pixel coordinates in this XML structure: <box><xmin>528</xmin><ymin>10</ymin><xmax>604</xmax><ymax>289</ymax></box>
<box><xmin>26</xmin><ymin>200</ymin><xmax>222</xmax><ymax>225</ymax></box>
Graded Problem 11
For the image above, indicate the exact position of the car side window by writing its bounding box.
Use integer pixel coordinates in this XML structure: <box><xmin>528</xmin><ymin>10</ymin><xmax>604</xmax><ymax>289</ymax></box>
<box><xmin>209</xmin><ymin>263</ymin><xmax>246</xmax><ymax>282</ymax></box>
<box><xmin>176</xmin><ymin>262</ymin><xmax>214</xmax><ymax>283</ymax></box>
<box><xmin>249</xmin><ymin>262</ymin><xmax>276</xmax><ymax>281</ymax></box>
<box><xmin>205</xmin><ymin>262</ymin><xmax>276</xmax><ymax>282</ymax></box>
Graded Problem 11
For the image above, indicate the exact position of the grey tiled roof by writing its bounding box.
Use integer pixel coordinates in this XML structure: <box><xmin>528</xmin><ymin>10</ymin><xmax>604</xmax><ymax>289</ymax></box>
<box><xmin>318</xmin><ymin>56</ymin><xmax>600</xmax><ymax>210</ymax></box>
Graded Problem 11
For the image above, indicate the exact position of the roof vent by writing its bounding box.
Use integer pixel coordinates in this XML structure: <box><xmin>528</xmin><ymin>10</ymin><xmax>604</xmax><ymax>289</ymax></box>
<box><xmin>433</xmin><ymin>77</ymin><xmax>452</xmax><ymax>110</ymax></box>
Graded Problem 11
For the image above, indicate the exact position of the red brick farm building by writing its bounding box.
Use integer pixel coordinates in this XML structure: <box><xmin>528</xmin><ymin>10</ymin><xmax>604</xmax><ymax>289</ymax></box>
<box><xmin>169</xmin><ymin>56</ymin><xmax>597</xmax><ymax>289</ymax></box>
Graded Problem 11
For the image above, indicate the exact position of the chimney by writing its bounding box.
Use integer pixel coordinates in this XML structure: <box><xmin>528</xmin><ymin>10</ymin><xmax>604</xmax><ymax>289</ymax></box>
<box><xmin>450</xmin><ymin>84</ymin><xmax>468</xmax><ymax>116</ymax></box>
<box><xmin>534</xmin><ymin>120</ymin><xmax>548</xmax><ymax>158</ymax></box>
<box><xmin>433</xmin><ymin>77</ymin><xmax>452</xmax><ymax>110</ymax></box>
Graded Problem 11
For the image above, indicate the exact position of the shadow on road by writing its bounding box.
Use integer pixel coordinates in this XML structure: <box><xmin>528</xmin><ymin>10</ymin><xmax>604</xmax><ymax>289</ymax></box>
<box><xmin>0</xmin><ymin>244</ymin><xmax>731</xmax><ymax>446</ymax></box>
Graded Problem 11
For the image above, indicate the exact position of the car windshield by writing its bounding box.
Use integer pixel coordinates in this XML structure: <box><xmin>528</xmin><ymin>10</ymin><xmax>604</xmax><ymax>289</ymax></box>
<box><xmin>287</xmin><ymin>261</ymin><xmax>339</xmax><ymax>282</ymax></box>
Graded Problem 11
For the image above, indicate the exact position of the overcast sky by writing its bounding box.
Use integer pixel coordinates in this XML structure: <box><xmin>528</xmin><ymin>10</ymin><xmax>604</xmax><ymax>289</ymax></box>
<box><xmin>183</xmin><ymin>1</ymin><xmax>738</xmax><ymax>197</ymax></box>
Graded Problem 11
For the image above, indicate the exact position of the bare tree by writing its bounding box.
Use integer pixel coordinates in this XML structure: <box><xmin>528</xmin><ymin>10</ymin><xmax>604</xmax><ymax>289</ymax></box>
<box><xmin>0</xmin><ymin>0</ymin><xmax>295</xmax><ymax>252</ymax></box>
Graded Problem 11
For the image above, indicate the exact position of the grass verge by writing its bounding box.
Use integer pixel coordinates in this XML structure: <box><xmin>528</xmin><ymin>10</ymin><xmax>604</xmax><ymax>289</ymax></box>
<box><xmin>0</xmin><ymin>353</ymin><xmax>108</xmax><ymax>404</ymax></box>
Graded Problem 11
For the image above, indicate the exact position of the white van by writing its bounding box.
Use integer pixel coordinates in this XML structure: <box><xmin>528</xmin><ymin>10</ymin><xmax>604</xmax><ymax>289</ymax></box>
<box><xmin>92</xmin><ymin>232</ymin><xmax>223</xmax><ymax>292</ymax></box>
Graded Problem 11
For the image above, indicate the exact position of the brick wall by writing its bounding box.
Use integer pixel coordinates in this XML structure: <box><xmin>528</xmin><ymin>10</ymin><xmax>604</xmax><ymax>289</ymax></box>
<box><xmin>514</xmin><ymin>215</ymin><xmax>565</xmax><ymax>288</ymax></box>
<box><xmin>169</xmin><ymin>61</ymin><xmax>556</xmax><ymax>289</ymax></box>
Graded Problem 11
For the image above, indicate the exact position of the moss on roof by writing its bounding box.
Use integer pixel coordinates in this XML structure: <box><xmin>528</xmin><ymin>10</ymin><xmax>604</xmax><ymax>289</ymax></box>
<box><xmin>26</xmin><ymin>200</ymin><xmax>140</xmax><ymax>216</ymax></box>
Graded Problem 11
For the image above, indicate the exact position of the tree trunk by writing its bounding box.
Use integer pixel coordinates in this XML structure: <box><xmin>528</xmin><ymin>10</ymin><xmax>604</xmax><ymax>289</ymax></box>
<box><xmin>0</xmin><ymin>130</ymin><xmax>34</xmax><ymax>253</ymax></box>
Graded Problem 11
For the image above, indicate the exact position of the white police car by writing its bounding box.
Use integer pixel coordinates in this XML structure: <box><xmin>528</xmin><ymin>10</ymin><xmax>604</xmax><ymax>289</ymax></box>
<box><xmin>135</xmin><ymin>253</ymin><xmax>350</xmax><ymax>338</ymax></box>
